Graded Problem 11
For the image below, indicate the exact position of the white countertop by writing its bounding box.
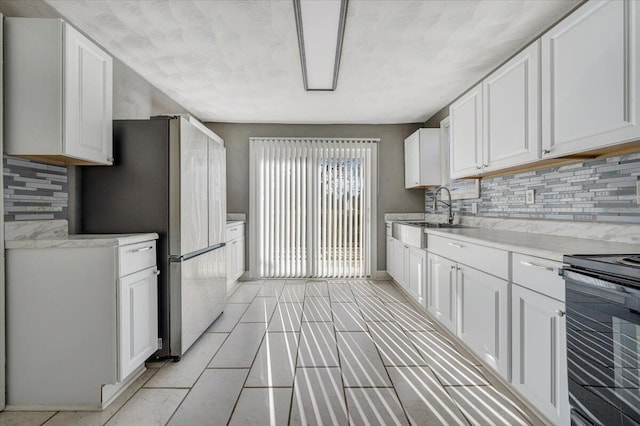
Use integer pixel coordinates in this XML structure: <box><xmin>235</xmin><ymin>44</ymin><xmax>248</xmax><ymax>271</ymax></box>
<box><xmin>6</xmin><ymin>233</ymin><xmax>159</xmax><ymax>249</ymax></box>
<box><xmin>424</xmin><ymin>227</ymin><xmax>640</xmax><ymax>262</ymax></box>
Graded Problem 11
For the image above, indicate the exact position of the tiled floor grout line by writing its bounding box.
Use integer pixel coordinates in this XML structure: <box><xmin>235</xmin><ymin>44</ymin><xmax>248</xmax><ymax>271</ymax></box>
<box><xmin>9</xmin><ymin>278</ymin><xmax>540</xmax><ymax>426</ymax></box>
<box><xmin>327</xmin><ymin>281</ymin><xmax>352</xmax><ymax>425</ymax></box>
<box><xmin>222</xmin><ymin>285</ymin><xmax>282</xmax><ymax>426</ymax></box>
<box><xmin>384</xmin><ymin>279</ymin><xmax>498</xmax><ymax>426</ymax></box>
<box><xmin>287</xmin><ymin>282</ymin><xmax>309</xmax><ymax>426</ymax></box>
<box><xmin>364</xmin><ymin>280</ymin><xmax>420</xmax><ymax>426</ymax></box>
<box><xmin>162</xmin><ymin>322</ymin><xmax>235</xmax><ymax>426</ymax></box>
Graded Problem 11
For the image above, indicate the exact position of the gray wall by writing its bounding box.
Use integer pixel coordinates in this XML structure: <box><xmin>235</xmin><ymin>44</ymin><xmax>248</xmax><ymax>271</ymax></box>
<box><xmin>0</xmin><ymin>0</ymin><xmax>194</xmax><ymax>232</ymax></box>
<box><xmin>205</xmin><ymin>122</ymin><xmax>424</xmax><ymax>271</ymax></box>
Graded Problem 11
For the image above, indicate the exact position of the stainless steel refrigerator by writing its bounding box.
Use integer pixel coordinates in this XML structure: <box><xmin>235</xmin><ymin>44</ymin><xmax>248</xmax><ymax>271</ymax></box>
<box><xmin>82</xmin><ymin>115</ymin><xmax>226</xmax><ymax>359</ymax></box>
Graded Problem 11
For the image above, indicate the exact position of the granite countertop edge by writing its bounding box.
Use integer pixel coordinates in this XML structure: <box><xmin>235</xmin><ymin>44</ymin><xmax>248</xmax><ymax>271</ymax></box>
<box><xmin>6</xmin><ymin>233</ymin><xmax>160</xmax><ymax>249</ymax></box>
<box><xmin>423</xmin><ymin>227</ymin><xmax>640</xmax><ymax>262</ymax></box>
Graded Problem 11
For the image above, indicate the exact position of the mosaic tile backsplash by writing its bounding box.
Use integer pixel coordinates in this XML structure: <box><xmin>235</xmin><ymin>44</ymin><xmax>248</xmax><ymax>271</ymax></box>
<box><xmin>425</xmin><ymin>152</ymin><xmax>640</xmax><ymax>224</ymax></box>
<box><xmin>3</xmin><ymin>156</ymin><xmax>68</xmax><ymax>221</ymax></box>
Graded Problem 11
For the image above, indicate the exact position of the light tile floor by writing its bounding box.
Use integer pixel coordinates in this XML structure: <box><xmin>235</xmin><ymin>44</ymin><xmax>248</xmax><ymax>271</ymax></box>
<box><xmin>0</xmin><ymin>279</ymin><xmax>544</xmax><ymax>426</ymax></box>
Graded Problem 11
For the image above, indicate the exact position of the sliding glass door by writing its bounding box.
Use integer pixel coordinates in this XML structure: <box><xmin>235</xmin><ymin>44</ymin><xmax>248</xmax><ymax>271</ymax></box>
<box><xmin>249</xmin><ymin>138</ymin><xmax>376</xmax><ymax>278</ymax></box>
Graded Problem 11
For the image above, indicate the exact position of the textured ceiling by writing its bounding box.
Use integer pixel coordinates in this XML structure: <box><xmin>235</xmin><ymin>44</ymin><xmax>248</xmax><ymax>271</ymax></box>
<box><xmin>44</xmin><ymin>0</ymin><xmax>577</xmax><ymax>124</ymax></box>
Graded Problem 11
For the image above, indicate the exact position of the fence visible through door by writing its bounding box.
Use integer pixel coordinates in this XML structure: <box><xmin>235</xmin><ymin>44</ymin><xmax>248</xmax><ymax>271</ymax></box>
<box><xmin>249</xmin><ymin>138</ymin><xmax>376</xmax><ymax>278</ymax></box>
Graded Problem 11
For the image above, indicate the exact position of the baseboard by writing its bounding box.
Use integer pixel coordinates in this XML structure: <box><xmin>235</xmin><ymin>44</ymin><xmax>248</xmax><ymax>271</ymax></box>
<box><xmin>372</xmin><ymin>270</ymin><xmax>391</xmax><ymax>280</ymax></box>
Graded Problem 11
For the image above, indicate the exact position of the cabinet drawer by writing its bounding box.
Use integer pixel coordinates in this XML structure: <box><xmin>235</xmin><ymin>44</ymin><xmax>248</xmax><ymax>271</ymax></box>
<box><xmin>118</xmin><ymin>240</ymin><xmax>157</xmax><ymax>277</ymax></box>
<box><xmin>512</xmin><ymin>253</ymin><xmax>564</xmax><ymax>302</ymax></box>
<box><xmin>226</xmin><ymin>224</ymin><xmax>244</xmax><ymax>242</ymax></box>
<box><xmin>427</xmin><ymin>234</ymin><xmax>508</xmax><ymax>280</ymax></box>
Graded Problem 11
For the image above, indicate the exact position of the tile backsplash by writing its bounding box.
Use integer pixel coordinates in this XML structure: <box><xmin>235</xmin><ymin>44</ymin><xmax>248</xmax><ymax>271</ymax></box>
<box><xmin>3</xmin><ymin>156</ymin><xmax>68</xmax><ymax>221</ymax></box>
<box><xmin>426</xmin><ymin>152</ymin><xmax>640</xmax><ymax>224</ymax></box>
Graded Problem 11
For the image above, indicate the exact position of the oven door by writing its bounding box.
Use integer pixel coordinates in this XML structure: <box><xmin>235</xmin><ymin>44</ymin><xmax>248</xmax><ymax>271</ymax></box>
<box><xmin>562</xmin><ymin>268</ymin><xmax>640</xmax><ymax>426</ymax></box>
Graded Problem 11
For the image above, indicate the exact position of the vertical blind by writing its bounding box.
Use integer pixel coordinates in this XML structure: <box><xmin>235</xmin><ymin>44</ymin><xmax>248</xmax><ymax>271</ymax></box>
<box><xmin>249</xmin><ymin>138</ymin><xmax>376</xmax><ymax>278</ymax></box>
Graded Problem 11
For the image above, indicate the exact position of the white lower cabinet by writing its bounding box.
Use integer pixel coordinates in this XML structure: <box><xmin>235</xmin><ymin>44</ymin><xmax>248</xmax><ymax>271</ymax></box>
<box><xmin>118</xmin><ymin>267</ymin><xmax>158</xmax><ymax>381</ymax></box>
<box><xmin>406</xmin><ymin>247</ymin><xmax>426</xmax><ymax>306</ymax></box>
<box><xmin>391</xmin><ymin>238</ymin><xmax>407</xmax><ymax>288</ymax></box>
<box><xmin>386</xmin><ymin>235</ymin><xmax>427</xmax><ymax>306</ymax></box>
<box><xmin>512</xmin><ymin>284</ymin><xmax>569</xmax><ymax>425</ymax></box>
<box><xmin>426</xmin><ymin>253</ymin><xmax>457</xmax><ymax>333</ymax></box>
<box><xmin>457</xmin><ymin>265</ymin><xmax>509</xmax><ymax>377</ymax></box>
<box><xmin>386</xmin><ymin>235</ymin><xmax>395</xmax><ymax>279</ymax></box>
<box><xmin>6</xmin><ymin>235</ymin><xmax>159</xmax><ymax>409</ymax></box>
<box><xmin>226</xmin><ymin>222</ymin><xmax>245</xmax><ymax>289</ymax></box>
<box><xmin>426</xmin><ymin>234</ymin><xmax>570</xmax><ymax>424</ymax></box>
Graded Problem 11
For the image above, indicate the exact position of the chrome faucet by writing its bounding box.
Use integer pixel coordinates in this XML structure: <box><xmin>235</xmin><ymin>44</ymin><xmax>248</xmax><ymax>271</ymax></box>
<box><xmin>433</xmin><ymin>186</ymin><xmax>454</xmax><ymax>224</ymax></box>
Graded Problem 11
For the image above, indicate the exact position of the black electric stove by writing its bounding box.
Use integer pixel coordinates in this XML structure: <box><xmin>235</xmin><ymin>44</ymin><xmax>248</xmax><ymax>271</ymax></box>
<box><xmin>561</xmin><ymin>254</ymin><xmax>640</xmax><ymax>426</ymax></box>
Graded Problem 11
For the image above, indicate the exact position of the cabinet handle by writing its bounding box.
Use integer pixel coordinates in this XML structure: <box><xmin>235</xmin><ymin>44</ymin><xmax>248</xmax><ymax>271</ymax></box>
<box><xmin>131</xmin><ymin>246</ymin><xmax>153</xmax><ymax>253</ymax></box>
<box><xmin>450</xmin><ymin>265</ymin><xmax>456</xmax><ymax>270</ymax></box>
<box><xmin>154</xmin><ymin>269</ymin><xmax>161</xmax><ymax>276</ymax></box>
<box><xmin>542</xmin><ymin>149</ymin><xmax>551</xmax><ymax>155</ymax></box>
<box><xmin>456</xmin><ymin>266</ymin><xmax>462</xmax><ymax>271</ymax></box>
<box><xmin>556</xmin><ymin>309</ymin><xmax>566</xmax><ymax>317</ymax></box>
<box><xmin>447</xmin><ymin>242</ymin><xmax>464</xmax><ymax>248</ymax></box>
<box><xmin>107</xmin><ymin>157</ymin><xmax>114</xmax><ymax>162</ymax></box>
<box><xmin>475</xmin><ymin>166</ymin><xmax>482</xmax><ymax>170</ymax></box>
<box><xmin>520</xmin><ymin>261</ymin><xmax>554</xmax><ymax>272</ymax></box>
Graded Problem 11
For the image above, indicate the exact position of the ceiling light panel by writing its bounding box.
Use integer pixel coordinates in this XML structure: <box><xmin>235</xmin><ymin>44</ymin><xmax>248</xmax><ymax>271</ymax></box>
<box><xmin>294</xmin><ymin>0</ymin><xmax>348</xmax><ymax>91</ymax></box>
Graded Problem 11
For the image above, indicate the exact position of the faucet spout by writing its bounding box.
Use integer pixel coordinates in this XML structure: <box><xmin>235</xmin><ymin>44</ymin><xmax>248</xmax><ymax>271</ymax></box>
<box><xmin>433</xmin><ymin>186</ymin><xmax>454</xmax><ymax>224</ymax></box>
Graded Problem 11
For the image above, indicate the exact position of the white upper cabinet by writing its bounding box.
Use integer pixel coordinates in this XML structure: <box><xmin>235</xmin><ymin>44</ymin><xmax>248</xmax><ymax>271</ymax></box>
<box><xmin>483</xmin><ymin>41</ymin><xmax>541</xmax><ymax>171</ymax></box>
<box><xmin>451</xmin><ymin>42</ymin><xmax>541</xmax><ymax>179</ymax></box>
<box><xmin>404</xmin><ymin>129</ymin><xmax>441</xmax><ymax>188</ymax></box>
<box><xmin>450</xmin><ymin>83</ymin><xmax>483</xmax><ymax>178</ymax></box>
<box><xmin>542</xmin><ymin>0</ymin><xmax>640</xmax><ymax>158</ymax></box>
<box><xmin>5</xmin><ymin>18</ymin><xmax>113</xmax><ymax>166</ymax></box>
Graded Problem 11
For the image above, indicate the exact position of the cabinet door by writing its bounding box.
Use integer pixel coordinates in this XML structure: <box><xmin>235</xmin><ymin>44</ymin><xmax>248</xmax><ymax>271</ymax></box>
<box><xmin>404</xmin><ymin>132</ymin><xmax>421</xmax><ymax>188</ymax></box>
<box><xmin>542</xmin><ymin>0</ymin><xmax>640</xmax><ymax>157</ymax></box>
<box><xmin>484</xmin><ymin>41</ymin><xmax>540</xmax><ymax>171</ymax></box>
<box><xmin>208</xmin><ymin>141</ymin><xmax>226</xmax><ymax>247</ymax></box>
<box><xmin>407</xmin><ymin>247</ymin><xmax>426</xmax><ymax>306</ymax></box>
<box><xmin>119</xmin><ymin>267</ymin><xmax>158</xmax><ymax>381</ymax></box>
<box><xmin>63</xmin><ymin>23</ymin><xmax>113</xmax><ymax>165</ymax></box>
<box><xmin>457</xmin><ymin>266</ymin><xmax>509</xmax><ymax>378</ymax></box>
<box><xmin>450</xmin><ymin>83</ymin><xmax>483</xmax><ymax>178</ymax></box>
<box><xmin>227</xmin><ymin>243</ymin><xmax>236</xmax><ymax>289</ymax></box>
<box><xmin>426</xmin><ymin>253</ymin><xmax>457</xmax><ymax>333</ymax></box>
<box><xmin>386</xmin><ymin>236</ymin><xmax>395</xmax><ymax>279</ymax></box>
<box><xmin>512</xmin><ymin>285</ymin><xmax>569</xmax><ymax>425</ymax></box>
<box><xmin>235</xmin><ymin>238</ymin><xmax>245</xmax><ymax>281</ymax></box>
<box><xmin>392</xmin><ymin>239</ymin><xmax>406</xmax><ymax>287</ymax></box>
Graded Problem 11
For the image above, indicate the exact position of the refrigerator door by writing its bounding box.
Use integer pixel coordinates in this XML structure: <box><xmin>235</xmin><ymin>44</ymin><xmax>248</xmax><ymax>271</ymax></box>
<box><xmin>208</xmin><ymin>139</ymin><xmax>226</xmax><ymax>247</ymax></box>
<box><xmin>178</xmin><ymin>117</ymin><xmax>209</xmax><ymax>256</ymax></box>
<box><xmin>169</xmin><ymin>246</ymin><xmax>226</xmax><ymax>357</ymax></box>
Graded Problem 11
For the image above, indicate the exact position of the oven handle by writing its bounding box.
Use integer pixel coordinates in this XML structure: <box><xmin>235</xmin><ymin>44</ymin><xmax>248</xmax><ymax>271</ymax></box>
<box><xmin>561</xmin><ymin>267</ymin><xmax>640</xmax><ymax>310</ymax></box>
<box><xmin>559</xmin><ymin>268</ymin><xmax>620</xmax><ymax>291</ymax></box>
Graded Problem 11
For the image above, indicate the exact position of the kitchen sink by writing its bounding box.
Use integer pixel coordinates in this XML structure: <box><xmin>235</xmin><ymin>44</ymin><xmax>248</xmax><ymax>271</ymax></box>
<box><xmin>391</xmin><ymin>222</ymin><xmax>471</xmax><ymax>249</ymax></box>
<box><xmin>403</xmin><ymin>222</ymin><xmax>469</xmax><ymax>229</ymax></box>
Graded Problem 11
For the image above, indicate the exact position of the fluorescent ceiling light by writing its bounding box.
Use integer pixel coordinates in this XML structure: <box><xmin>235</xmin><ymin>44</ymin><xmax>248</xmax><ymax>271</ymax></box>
<box><xmin>294</xmin><ymin>0</ymin><xmax>348</xmax><ymax>91</ymax></box>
